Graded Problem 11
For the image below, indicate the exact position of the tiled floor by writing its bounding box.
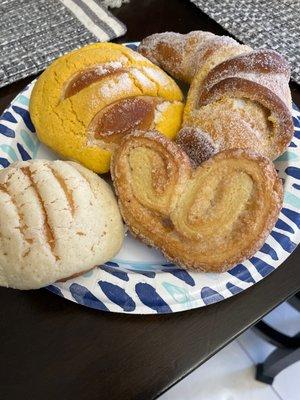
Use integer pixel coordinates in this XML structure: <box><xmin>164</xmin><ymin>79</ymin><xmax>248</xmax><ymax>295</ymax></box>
<box><xmin>159</xmin><ymin>302</ymin><xmax>300</xmax><ymax>400</ymax></box>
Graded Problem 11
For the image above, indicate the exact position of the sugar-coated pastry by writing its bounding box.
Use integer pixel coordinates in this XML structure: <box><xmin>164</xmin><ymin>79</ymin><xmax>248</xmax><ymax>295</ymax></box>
<box><xmin>139</xmin><ymin>32</ymin><xmax>293</xmax><ymax>160</ymax></box>
<box><xmin>0</xmin><ymin>160</ymin><xmax>124</xmax><ymax>289</ymax></box>
<box><xmin>176</xmin><ymin>127</ymin><xmax>217</xmax><ymax>167</ymax></box>
<box><xmin>184</xmin><ymin>49</ymin><xmax>293</xmax><ymax>160</ymax></box>
<box><xmin>111</xmin><ymin>131</ymin><xmax>283</xmax><ymax>273</ymax></box>
<box><xmin>138</xmin><ymin>31</ymin><xmax>251</xmax><ymax>83</ymax></box>
<box><xmin>30</xmin><ymin>43</ymin><xmax>184</xmax><ymax>174</ymax></box>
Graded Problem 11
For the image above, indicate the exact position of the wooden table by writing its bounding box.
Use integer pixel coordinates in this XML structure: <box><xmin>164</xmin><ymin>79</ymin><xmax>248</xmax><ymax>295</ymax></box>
<box><xmin>0</xmin><ymin>1</ymin><xmax>299</xmax><ymax>399</ymax></box>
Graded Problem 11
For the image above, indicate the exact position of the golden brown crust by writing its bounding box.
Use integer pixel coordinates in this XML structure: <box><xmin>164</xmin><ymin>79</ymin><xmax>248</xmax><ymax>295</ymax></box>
<box><xmin>198</xmin><ymin>77</ymin><xmax>294</xmax><ymax>155</ymax></box>
<box><xmin>138</xmin><ymin>31</ymin><xmax>251</xmax><ymax>82</ymax></box>
<box><xmin>184</xmin><ymin>47</ymin><xmax>293</xmax><ymax>160</ymax></box>
<box><xmin>111</xmin><ymin>131</ymin><xmax>283</xmax><ymax>273</ymax></box>
<box><xmin>139</xmin><ymin>32</ymin><xmax>293</xmax><ymax>160</ymax></box>
<box><xmin>202</xmin><ymin>49</ymin><xmax>291</xmax><ymax>79</ymax></box>
<box><xmin>29</xmin><ymin>42</ymin><xmax>184</xmax><ymax>174</ymax></box>
<box><xmin>176</xmin><ymin>127</ymin><xmax>218</xmax><ymax>167</ymax></box>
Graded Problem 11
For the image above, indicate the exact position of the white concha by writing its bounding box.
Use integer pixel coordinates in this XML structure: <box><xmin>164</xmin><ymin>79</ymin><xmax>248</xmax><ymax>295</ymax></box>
<box><xmin>0</xmin><ymin>160</ymin><xmax>124</xmax><ymax>289</ymax></box>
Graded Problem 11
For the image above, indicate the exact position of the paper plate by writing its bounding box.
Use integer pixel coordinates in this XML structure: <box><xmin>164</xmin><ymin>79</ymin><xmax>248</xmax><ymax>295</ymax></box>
<box><xmin>0</xmin><ymin>43</ymin><xmax>299</xmax><ymax>314</ymax></box>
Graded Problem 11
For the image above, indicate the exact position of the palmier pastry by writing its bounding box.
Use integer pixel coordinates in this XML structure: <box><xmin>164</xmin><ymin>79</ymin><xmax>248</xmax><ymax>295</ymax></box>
<box><xmin>0</xmin><ymin>160</ymin><xmax>124</xmax><ymax>289</ymax></box>
<box><xmin>111</xmin><ymin>131</ymin><xmax>283</xmax><ymax>273</ymax></box>
<box><xmin>139</xmin><ymin>32</ymin><xmax>293</xmax><ymax>160</ymax></box>
<box><xmin>30</xmin><ymin>43</ymin><xmax>184</xmax><ymax>173</ymax></box>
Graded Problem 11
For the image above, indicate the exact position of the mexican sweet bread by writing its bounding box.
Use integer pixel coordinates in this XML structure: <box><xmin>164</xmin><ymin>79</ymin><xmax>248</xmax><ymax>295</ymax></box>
<box><xmin>30</xmin><ymin>43</ymin><xmax>184</xmax><ymax>173</ymax></box>
<box><xmin>111</xmin><ymin>131</ymin><xmax>283</xmax><ymax>273</ymax></box>
<box><xmin>139</xmin><ymin>32</ymin><xmax>294</xmax><ymax>160</ymax></box>
<box><xmin>0</xmin><ymin>160</ymin><xmax>124</xmax><ymax>289</ymax></box>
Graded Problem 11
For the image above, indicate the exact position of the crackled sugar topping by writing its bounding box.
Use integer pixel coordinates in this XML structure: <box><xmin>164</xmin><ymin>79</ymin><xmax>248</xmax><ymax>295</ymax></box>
<box><xmin>30</xmin><ymin>42</ymin><xmax>184</xmax><ymax>173</ymax></box>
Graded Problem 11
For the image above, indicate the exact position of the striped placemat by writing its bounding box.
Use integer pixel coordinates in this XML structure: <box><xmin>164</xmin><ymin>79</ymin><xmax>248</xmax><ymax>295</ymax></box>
<box><xmin>0</xmin><ymin>0</ymin><xmax>126</xmax><ymax>88</ymax></box>
<box><xmin>190</xmin><ymin>0</ymin><xmax>300</xmax><ymax>84</ymax></box>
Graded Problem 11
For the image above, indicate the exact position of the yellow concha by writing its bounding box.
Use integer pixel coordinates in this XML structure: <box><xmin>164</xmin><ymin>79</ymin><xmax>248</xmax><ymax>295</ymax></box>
<box><xmin>30</xmin><ymin>42</ymin><xmax>184</xmax><ymax>173</ymax></box>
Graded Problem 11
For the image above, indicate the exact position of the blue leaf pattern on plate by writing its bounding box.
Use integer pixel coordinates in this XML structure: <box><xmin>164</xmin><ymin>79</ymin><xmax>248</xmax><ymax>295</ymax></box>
<box><xmin>128</xmin><ymin>269</ymin><xmax>156</xmax><ymax>278</ymax></box>
<box><xmin>270</xmin><ymin>231</ymin><xmax>297</xmax><ymax>253</ymax></box>
<box><xmin>98</xmin><ymin>281</ymin><xmax>136</xmax><ymax>312</ymax></box>
<box><xmin>285</xmin><ymin>166</ymin><xmax>300</xmax><ymax>180</ymax></box>
<box><xmin>100</xmin><ymin>264</ymin><xmax>129</xmax><ymax>281</ymax></box>
<box><xmin>1</xmin><ymin>111</ymin><xmax>17</xmax><ymax>123</ymax></box>
<box><xmin>275</xmin><ymin>218</ymin><xmax>295</xmax><ymax>233</ymax></box>
<box><xmin>105</xmin><ymin>261</ymin><xmax>120</xmax><ymax>268</ymax></box>
<box><xmin>0</xmin><ymin>157</ymin><xmax>10</xmax><ymax>168</ymax></box>
<box><xmin>226</xmin><ymin>282</ymin><xmax>243</xmax><ymax>295</ymax></box>
<box><xmin>162</xmin><ymin>267</ymin><xmax>195</xmax><ymax>286</ymax></box>
<box><xmin>47</xmin><ymin>285</ymin><xmax>64</xmax><ymax>297</ymax></box>
<box><xmin>17</xmin><ymin>143</ymin><xmax>31</xmax><ymax>160</ymax></box>
<box><xmin>125</xmin><ymin>43</ymin><xmax>138</xmax><ymax>51</ymax></box>
<box><xmin>201</xmin><ymin>287</ymin><xmax>225</xmax><ymax>305</ymax></box>
<box><xmin>228</xmin><ymin>264</ymin><xmax>255</xmax><ymax>283</ymax></box>
<box><xmin>0</xmin><ymin>124</ymin><xmax>15</xmax><ymax>137</ymax></box>
<box><xmin>135</xmin><ymin>283</ymin><xmax>172</xmax><ymax>313</ymax></box>
<box><xmin>70</xmin><ymin>283</ymin><xmax>109</xmax><ymax>311</ymax></box>
<box><xmin>12</xmin><ymin>105</ymin><xmax>35</xmax><ymax>132</ymax></box>
<box><xmin>281</xmin><ymin>207</ymin><xmax>300</xmax><ymax>228</ymax></box>
<box><xmin>250</xmin><ymin>257</ymin><xmax>274</xmax><ymax>277</ymax></box>
<box><xmin>259</xmin><ymin>243</ymin><xmax>278</xmax><ymax>260</ymax></box>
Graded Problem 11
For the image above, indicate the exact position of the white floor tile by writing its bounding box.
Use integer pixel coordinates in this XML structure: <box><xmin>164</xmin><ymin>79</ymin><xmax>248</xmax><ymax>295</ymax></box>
<box><xmin>273</xmin><ymin>361</ymin><xmax>300</xmax><ymax>400</ymax></box>
<box><xmin>238</xmin><ymin>329</ymin><xmax>275</xmax><ymax>365</ymax></box>
<box><xmin>238</xmin><ymin>300</ymin><xmax>299</xmax><ymax>364</ymax></box>
<box><xmin>237</xmin><ymin>330</ymin><xmax>300</xmax><ymax>400</ymax></box>
<box><xmin>160</xmin><ymin>301</ymin><xmax>300</xmax><ymax>400</ymax></box>
<box><xmin>159</xmin><ymin>341</ymin><xmax>279</xmax><ymax>400</ymax></box>
<box><xmin>263</xmin><ymin>302</ymin><xmax>300</xmax><ymax>337</ymax></box>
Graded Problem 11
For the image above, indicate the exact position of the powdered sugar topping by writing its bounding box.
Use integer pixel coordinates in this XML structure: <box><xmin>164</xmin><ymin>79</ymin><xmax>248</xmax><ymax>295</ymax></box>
<box><xmin>142</xmin><ymin>66</ymin><xmax>170</xmax><ymax>86</ymax></box>
<box><xmin>99</xmin><ymin>73</ymin><xmax>134</xmax><ymax>99</ymax></box>
<box><xmin>130</xmin><ymin>68</ymin><xmax>156</xmax><ymax>90</ymax></box>
<box><xmin>154</xmin><ymin>101</ymin><xmax>171</xmax><ymax>124</ymax></box>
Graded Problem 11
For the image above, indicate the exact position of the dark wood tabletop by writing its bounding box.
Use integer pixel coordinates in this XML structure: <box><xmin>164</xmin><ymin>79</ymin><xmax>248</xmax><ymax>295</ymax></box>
<box><xmin>0</xmin><ymin>1</ymin><xmax>300</xmax><ymax>400</ymax></box>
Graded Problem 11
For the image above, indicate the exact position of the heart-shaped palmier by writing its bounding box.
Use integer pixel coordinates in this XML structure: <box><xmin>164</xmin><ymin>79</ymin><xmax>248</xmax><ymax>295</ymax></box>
<box><xmin>111</xmin><ymin>131</ymin><xmax>283</xmax><ymax>272</ymax></box>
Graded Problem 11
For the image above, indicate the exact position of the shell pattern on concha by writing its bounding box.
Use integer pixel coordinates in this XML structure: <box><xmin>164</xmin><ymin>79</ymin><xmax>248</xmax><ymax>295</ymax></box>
<box><xmin>0</xmin><ymin>160</ymin><xmax>124</xmax><ymax>289</ymax></box>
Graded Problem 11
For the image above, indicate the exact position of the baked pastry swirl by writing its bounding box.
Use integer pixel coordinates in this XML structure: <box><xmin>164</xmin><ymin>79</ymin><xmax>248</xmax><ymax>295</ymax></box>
<box><xmin>184</xmin><ymin>49</ymin><xmax>293</xmax><ymax>160</ymax></box>
<box><xmin>30</xmin><ymin>43</ymin><xmax>184</xmax><ymax>173</ymax></box>
<box><xmin>0</xmin><ymin>160</ymin><xmax>124</xmax><ymax>289</ymax></box>
<box><xmin>138</xmin><ymin>31</ymin><xmax>251</xmax><ymax>83</ymax></box>
<box><xmin>111</xmin><ymin>131</ymin><xmax>283</xmax><ymax>272</ymax></box>
<box><xmin>139</xmin><ymin>32</ymin><xmax>293</xmax><ymax>160</ymax></box>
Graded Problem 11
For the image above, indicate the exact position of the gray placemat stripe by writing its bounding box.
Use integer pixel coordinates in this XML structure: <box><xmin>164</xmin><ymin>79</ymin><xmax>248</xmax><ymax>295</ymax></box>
<box><xmin>190</xmin><ymin>0</ymin><xmax>300</xmax><ymax>84</ymax></box>
<box><xmin>0</xmin><ymin>0</ymin><xmax>126</xmax><ymax>88</ymax></box>
<box><xmin>89</xmin><ymin>0</ymin><xmax>126</xmax><ymax>35</ymax></box>
<box><xmin>60</xmin><ymin>0</ymin><xmax>110</xmax><ymax>40</ymax></box>
<box><xmin>71</xmin><ymin>0</ymin><xmax>116</xmax><ymax>38</ymax></box>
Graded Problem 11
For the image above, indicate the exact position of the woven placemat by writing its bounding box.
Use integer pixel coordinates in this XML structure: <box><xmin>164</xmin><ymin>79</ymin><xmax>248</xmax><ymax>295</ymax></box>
<box><xmin>0</xmin><ymin>0</ymin><xmax>126</xmax><ymax>88</ymax></box>
<box><xmin>191</xmin><ymin>0</ymin><xmax>300</xmax><ymax>84</ymax></box>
